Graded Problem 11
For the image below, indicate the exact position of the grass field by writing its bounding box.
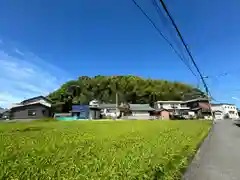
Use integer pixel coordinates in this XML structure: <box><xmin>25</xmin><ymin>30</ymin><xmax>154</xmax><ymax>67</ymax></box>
<box><xmin>0</xmin><ymin>120</ymin><xmax>211</xmax><ymax>180</ymax></box>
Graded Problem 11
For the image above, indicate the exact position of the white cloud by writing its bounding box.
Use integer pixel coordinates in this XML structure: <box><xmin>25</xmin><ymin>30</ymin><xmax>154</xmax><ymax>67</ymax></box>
<box><xmin>0</xmin><ymin>46</ymin><xmax>72</xmax><ymax>108</ymax></box>
<box><xmin>232</xmin><ymin>97</ymin><xmax>239</xmax><ymax>101</ymax></box>
<box><xmin>14</xmin><ymin>48</ymin><xmax>24</xmax><ymax>56</ymax></box>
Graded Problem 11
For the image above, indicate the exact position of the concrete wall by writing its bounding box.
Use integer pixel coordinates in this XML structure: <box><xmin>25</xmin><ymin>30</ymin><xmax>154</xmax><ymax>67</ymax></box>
<box><xmin>11</xmin><ymin>104</ymin><xmax>50</xmax><ymax>120</ymax></box>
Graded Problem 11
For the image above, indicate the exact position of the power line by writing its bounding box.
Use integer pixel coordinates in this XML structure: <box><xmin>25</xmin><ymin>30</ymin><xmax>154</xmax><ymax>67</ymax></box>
<box><xmin>207</xmin><ymin>67</ymin><xmax>240</xmax><ymax>79</ymax></box>
<box><xmin>131</xmin><ymin>0</ymin><xmax>199</xmax><ymax>80</ymax></box>
<box><xmin>158</xmin><ymin>0</ymin><xmax>210</xmax><ymax>95</ymax></box>
<box><xmin>151</xmin><ymin>0</ymin><xmax>189</xmax><ymax>61</ymax></box>
<box><xmin>151</xmin><ymin>0</ymin><xmax>168</xmax><ymax>26</ymax></box>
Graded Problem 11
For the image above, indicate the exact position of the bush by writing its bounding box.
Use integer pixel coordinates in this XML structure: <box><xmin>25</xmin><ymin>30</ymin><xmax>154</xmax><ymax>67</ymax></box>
<box><xmin>0</xmin><ymin>120</ymin><xmax>211</xmax><ymax>179</ymax></box>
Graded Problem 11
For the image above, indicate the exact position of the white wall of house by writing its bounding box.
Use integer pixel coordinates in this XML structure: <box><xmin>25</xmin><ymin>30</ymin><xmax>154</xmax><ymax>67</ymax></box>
<box><xmin>101</xmin><ymin>108</ymin><xmax>120</xmax><ymax>118</ymax></box>
<box><xmin>212</xmin><ymin>104</ymin><xmax>239</xmax><ymax>119</ymax></box>
<box><xmin>127</xmin><ymin>111</ymin><xmax>152</xmax><ymax>120</ymax></box>
<box><xmin>132</xmin><ymin>111</ymin><xmax>149</xmax><ymax>116</ymax></box>
<box><xmin>155</xmin><ymin>101</ymin><xmax>189</xmax><ymax>110</ymax></box>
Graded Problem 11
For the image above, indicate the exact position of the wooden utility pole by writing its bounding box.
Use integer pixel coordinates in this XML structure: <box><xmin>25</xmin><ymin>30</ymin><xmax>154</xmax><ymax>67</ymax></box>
<box><xmin>116</xmin><ymin>92</ymin><xmax>118</xmax><ymax>110</ymax></box>
<box><xmin>208</xmin><ymin>94</ymin><xmax>214</xmax><ymax>121</ymax></box>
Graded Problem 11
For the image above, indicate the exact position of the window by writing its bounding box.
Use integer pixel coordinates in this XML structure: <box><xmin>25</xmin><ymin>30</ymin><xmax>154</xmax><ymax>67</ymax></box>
<box><xmin>171</xmin><ymin>104</ymin><xmax>178</xmax><ymax>108</ymax></box>
<box><xmin>28</xmin><ymin>110</ymin><xmax>36</xmax><ymax>116</ymax></box>
<box><xmin>42</xmin><ymin>110</ymin><xmax>46</xmax><ymax>115</ymax></box>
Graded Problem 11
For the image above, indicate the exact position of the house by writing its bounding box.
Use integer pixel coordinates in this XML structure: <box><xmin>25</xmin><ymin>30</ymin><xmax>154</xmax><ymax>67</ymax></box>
<box><xmin>71</xmin><ymin>105</ymin><xmax>89</xmax><ymax>119</ymax></box>
<box><xmin>155</xmin><ymin>109</ymin><xmax>170</xmax><ymax>119</ymax></box>
<box><xmin>154</xmin><ymin>100</ymin><xmax>193</xmax><ymax>118</ymax></box>
<box><xmin>98</xmin><ymin>104</ymin><xmax>120</xmax><ymax>118</ymax></box>
<box><xmin>211</xmin><ymin>103</ymin><xmax>239</xmax><ymax>119</ymax></box>
<box><xmin>70</xmin><ymin>105</ymin><xmax>102</xmax><ymax>120</ymax></box>
<box><xmin>127</xmin><ymin>104</ymin><xmax>155</xmax><ymax>120</ymax></box>
<box><xmin>154</xmin><ymin>98</ymin><xmax>214</xmax><ymax>119</ymax></box>
<box><xmin>53</xmin><ymin>105</ymin><xmax>101</xmax><ymax>120</ymax></box>
<box><xmin>183</xmin><ymin>98</ymin><xmax>212</xmax><ymax>119</ymax></box>
<box><xmin>89</xmin><ymin>100</ymin><xmax>119</xmax><ymax>118</ymax></box>
<box><xmin>9</xmin><ymin>96</ymin><xmax>52</xmax><ymax>120</ymax></box>
<box><xmin>0</xmin><ymin>108</ymin><xmax>9</xmax><ymax>119</ymax></box>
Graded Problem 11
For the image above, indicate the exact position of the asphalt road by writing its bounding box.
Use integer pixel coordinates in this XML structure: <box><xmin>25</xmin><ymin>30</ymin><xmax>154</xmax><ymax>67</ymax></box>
<box><xmin>183</xmin><ymin>119</ymin><xmax>240</xmax><ymax>180</ymax></box>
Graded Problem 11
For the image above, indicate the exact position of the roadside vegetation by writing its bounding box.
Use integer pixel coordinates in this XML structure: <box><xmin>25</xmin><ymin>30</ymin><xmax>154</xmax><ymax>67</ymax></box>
<box><xmin>0</xmin><ymin>120</ymin><xmax>211</xmax><ymax>179</ymax></box>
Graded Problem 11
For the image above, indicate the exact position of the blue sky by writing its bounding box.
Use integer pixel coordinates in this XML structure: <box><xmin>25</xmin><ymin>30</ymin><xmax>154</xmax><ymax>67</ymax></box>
<box><xmin>0</xmin><ymin>0</ymin><xmax>240</xmax><ymax>107</ymax></box>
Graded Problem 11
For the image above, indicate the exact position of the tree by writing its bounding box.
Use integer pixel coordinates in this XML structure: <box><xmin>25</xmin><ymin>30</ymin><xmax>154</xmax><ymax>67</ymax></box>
<box><xmin>48</xmin><ymin>76</ymin><xmax>202</xmax><ymax>110</ymax></box>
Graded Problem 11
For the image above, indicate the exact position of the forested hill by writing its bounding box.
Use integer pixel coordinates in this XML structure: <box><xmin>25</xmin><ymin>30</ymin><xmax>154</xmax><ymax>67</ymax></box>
<box><xmin>48</xmin><ymin>76</ymin><xmax>205</xmax><ymax>105</ymax></box>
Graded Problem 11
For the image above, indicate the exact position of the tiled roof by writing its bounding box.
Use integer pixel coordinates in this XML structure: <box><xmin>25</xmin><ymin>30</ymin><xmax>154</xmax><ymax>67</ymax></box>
<box><xmin>0</xmin><ymin>109</ymin><xmax>8</xmax><ymax>114</ymax></box>
<box><xmin>129</xmin><ymin>104</ymin><xmax>154</xmax><ymax>111</ymax></box>
<box><xmin>21</xmin><ymin>96</ymin><xmax>52</xmax><ymax>104</ymax></box>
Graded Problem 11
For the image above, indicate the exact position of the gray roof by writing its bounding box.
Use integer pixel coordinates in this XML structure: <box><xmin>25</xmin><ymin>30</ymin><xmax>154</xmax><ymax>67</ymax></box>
<box><xmin>0</xmin><ymin>109</ymin><xmax>8</xmax><ymax>114</ymax></box>
<box><xmin>21</xmin><ymin>95</ymin><xmax>52</xmax><ymax>104</ymax></box>
<box><xmin>183</xmin><ymin>98</ymin><xmax>209</xmax><ymax>103</ymax></box>
<box><xmin>129</xmin><ymin>104</ymin><xmax>154</xmax><ymax>111</ymax></box>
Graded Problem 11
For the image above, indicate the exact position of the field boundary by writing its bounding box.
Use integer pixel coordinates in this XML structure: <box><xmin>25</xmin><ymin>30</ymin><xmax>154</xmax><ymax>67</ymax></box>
<box><xmin>181</xmin><ymin>121</ymin><xmax>214</xmax><ymax>179</ymax></box>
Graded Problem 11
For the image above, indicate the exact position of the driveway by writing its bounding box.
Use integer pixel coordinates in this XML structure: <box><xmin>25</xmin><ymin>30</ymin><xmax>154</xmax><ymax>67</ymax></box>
<box><xmin>183</xmin><ymin>119</ymin><xmax>240</xmax><ymax>180</ymax></box>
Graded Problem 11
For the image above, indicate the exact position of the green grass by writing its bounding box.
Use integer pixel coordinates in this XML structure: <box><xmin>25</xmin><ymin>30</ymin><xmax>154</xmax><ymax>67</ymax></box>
<box><xmin>0</xmin><ymin>120</ymin><xmax>211</xmax><ymax>180</ymax></box>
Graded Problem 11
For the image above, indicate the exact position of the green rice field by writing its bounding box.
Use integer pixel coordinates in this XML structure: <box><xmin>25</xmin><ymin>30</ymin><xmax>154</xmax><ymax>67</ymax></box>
<box><xmin>0</xmin><ymin>120</ymin><xmax>211</xmax><ymax>180</ymax></box>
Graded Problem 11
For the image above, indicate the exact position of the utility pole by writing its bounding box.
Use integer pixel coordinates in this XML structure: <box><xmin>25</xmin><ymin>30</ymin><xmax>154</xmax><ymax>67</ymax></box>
<box><xmin>115</xmin><ymin>92</ymin><xmax>118</xmax><ymax>120</ymax></box>
<box><xmin>116</xmin><ymin>92</ymin><xmax>118</xmax><ymax>111</ymax></box>
<box><xmin>208</xmin><ymin>95</ymin><xmax>214</xmax><ymax>120</ymax></box>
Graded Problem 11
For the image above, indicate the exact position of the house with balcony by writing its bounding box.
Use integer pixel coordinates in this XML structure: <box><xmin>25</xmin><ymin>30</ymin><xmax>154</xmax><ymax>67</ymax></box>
<box><xmin>184</xmin><ymin>98</ymin><xmax>212</xmax><ymax>118</ymax></box>
<box><xmin>154</xmin><ymin>98</ymin><xmax>213</xmax><ymax>119</ymax></box>
<box><xmin>154</xmin><ymin>101</ymin><xmax>192</xmax><ymax>118</ymax></box>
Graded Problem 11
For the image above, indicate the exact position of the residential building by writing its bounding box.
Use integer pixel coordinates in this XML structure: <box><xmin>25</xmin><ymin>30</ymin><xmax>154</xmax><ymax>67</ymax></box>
<box><xmin>154</xmin><ymin>100</ymin><xmax>191</xmax><ymax>117</ymax></box>
<box><xmin>211</xmin><ymin>103</ymin><xmax>239</xmax><ymax>119</ymax></box>
<box><xmin>184</xmin><ymin>98</ymin><xmax>212</xmax><ymax>119</ymax></box>
<box><xmin>71</xmin><ymin>105</ymin><xmax>89</xmax><ymax>119</ymax></box>
<box><xmin>154</xmin><ymin>98</ymin><xmax>213</xmax><ymax>119</ymax></box>
<box><xmin>99</xmin><ymin>104</ymin><xmax>120</xmax><ymax>118</ymax></box>
<box><xmin>127</xmin><ymin>104</ymin><xmax>155</xmax><ymax>120</ymax></box>
<box><xmin>0</xmin><ymin>108</ymin><xmax>9</xmax><ymax>119</ymax></box>
<box><xmin>9</xmin><ymin>96</ymin><xmax>52</xmax><ymax>120</ymax></box>
<box><xmin>89</xmin><ymin>100</ymin><xmax>119</xmax><ymax>118</ymax></box>
<box><xmin>155</xmin><ymin>109</ymin><xmax>170</xmax><ymax>119</ymax></box>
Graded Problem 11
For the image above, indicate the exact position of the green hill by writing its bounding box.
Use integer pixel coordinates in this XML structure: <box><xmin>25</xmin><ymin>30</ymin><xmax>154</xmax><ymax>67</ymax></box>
<box><xmin>48</xmin><ymin>76</ymin><xmax>204</xmax><ymax>107</ymax></box>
